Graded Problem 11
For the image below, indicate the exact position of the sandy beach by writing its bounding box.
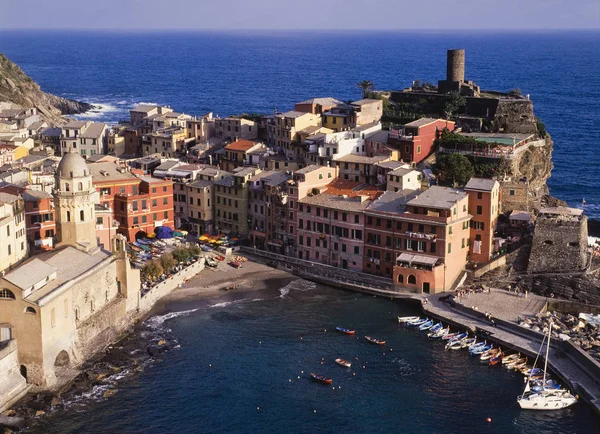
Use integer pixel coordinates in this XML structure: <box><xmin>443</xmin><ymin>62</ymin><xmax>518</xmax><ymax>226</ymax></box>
<box><xmin>161</xmin><ymin>259</ymin><xmax>296</xmax><ymax>302</ymax></box>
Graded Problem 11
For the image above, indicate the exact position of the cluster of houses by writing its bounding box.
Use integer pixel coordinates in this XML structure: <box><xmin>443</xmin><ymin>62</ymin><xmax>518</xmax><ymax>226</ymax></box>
<box><xmin>0</xmin><ymin>95</ymin><xmax>536</xmax><ymax>298</ymax></box>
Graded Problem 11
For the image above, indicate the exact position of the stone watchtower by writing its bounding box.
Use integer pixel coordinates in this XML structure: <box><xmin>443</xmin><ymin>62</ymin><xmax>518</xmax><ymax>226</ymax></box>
<box><xmin>438</xmin><ymin>49</ymin><xmax>480</xmax><ymax>97</ymax></box>
<box><xmin>54</xmin><ymin>151</ymin><xmax>98</xmax><ymax>252</ymax></box>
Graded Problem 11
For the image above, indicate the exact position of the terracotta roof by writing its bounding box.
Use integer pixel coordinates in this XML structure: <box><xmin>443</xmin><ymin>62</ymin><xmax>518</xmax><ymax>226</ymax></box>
<box><xmin>225</xmin><ymin>140</ymin><xmax>257</xmax><ymax>152</ymax></box>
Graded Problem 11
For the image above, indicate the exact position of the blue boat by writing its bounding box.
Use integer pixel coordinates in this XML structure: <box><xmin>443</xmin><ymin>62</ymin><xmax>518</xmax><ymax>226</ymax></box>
<box><xmin>470</xmin><ymin>344</ymin><xmax>492</xmax><ymax>355</ymax></box>
<box><xmin>448</xmin><ymin>332</ymin><xmax>467</xmax><ymax>342</ymax></box>
<box><xmin>418</xmin><ymin>320</ymin><xmax>434</xmax><ymax>331</ymax></box>
<box><xmin>407</xmin><ymin>318</ymin><xmax>428</xmax><ymax>327</ymax></box>
<box><xmin>335</xmin><ymin>326</ymin><xmax>355</xmax><ymax>335</ymax></box>
<box><xmin>428</xmin><ymin>323</ymin><xmax>443</xmax><ymax>333</ymax></box>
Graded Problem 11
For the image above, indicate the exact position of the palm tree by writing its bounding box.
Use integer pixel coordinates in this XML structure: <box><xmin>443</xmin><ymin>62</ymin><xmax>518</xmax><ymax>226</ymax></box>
<box><xmin>356</xmin><ymin>80</ymin><xmax>375</xmax><ymax>98</ymax></box>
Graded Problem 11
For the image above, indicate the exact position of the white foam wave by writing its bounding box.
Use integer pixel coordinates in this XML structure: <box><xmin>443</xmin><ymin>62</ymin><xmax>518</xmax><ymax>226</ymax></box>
<box><xmin>279</xmin><ymin>279</ymin><xmax>317</xmax><ymax>298</ymax></box>
<box><xmin>144</xmin><ymin>308</ymin><xmax>199</xmax><ymax>330</ymax></box>
<box><xmin>75</xmin><ymin>103</ymin><xmax>120</xmax><ymax>120</ymax></box>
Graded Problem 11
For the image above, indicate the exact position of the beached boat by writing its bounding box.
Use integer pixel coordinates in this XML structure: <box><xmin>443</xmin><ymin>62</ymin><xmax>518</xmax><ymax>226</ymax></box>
<box><xmin>205</xmin><ymin>257</ymin><xmax>218</xmax><ymax>268</ymax></box>
<box><xmin>518</xmin><ymin>320</ymin><xmax>577</xmax><ymax>410</ymax></box>
<box><xmin>310</xmin><ymin>373</ymin><xmax>332</xmax><ymax>385</ymax></box>
<box><xmin>200</xmin><ymin>244</ymin><xmax>213</xmax><ymax>252</ymax></box>
<box><xmin>335</xmin><ymin>358</ymin><xmax>352</xmax><ymax>368</ymax></box>
<box><xmin>228</xmin><ymin>261</ymin><xmax>242</xmax><ymax>269</ymax></box>
<box><xmin>418</xmin><ymin>320</ymin><xmax>434</xmax><ymax>331</ymax></box>
<box><xmin>365</xmin><ymin>336</ymin><xmax>386</xmax><ymax>345</ymax></box>
<box><xmin>397</xmin><ymin>315</ymin><xmax>420</xmax><ymax>323</ymax></box>
<box><xmin>336</xmin><ymin>327</ymin><xmax>355</xmax><ymax>335</ymax></box>
<box><xmin>214</xmin><ymin>254</ymin><xmax>225</xmax><ymax>261</ymax></box>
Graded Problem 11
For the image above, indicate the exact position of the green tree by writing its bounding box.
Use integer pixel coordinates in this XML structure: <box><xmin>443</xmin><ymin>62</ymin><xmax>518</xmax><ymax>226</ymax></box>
<box><xmin>435</xmin><ymin>153</ymin><xmax>475</xmax><ymax>186</ymax></box>
<box><xmin>442</xmin><ymin>92</ymin><xmax>466</xmax><ymax>119</ymax></box>
<box><xmin>189</xmin><ymin>245</ymin><xmax>202</xmax><ymax>257</ymax></box>
<box><xmin>509</xmin><ymin>88</ymin><xmax>522</xmax><ymax>96</ymax></box>
<box><xmin>172</xmin><ymin>247</ymin><xmax>191</xmax><ymax>263</ymax></box>
<box><xmin>142</xmin><ymin>260</ymin><xmax>163</xmax><ymax>280</ymax></box>
<box><xmin>356</xmin><ymin>80</ymin><xmax>375</xmax><ymax>99</ymax></box>
<box><xmin>536</xmin><ymin>118</ymin><xmax>547</xmax><ymax>138</ymax></box>
<box><xmin>160</xmin><ymin>253</ymin><xmax>176</xmax><ymax>272</ymax></box>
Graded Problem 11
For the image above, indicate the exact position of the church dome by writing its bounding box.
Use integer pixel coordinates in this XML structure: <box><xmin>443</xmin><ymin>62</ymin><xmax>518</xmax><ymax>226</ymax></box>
<box><xmin>56</xmin><ymin>152</ymin><xmax>89</xmax><ymax>178</ymax></box>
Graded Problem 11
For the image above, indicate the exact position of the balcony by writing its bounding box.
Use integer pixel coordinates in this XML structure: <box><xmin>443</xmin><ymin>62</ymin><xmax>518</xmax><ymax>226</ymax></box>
<box><xmin>404</xmin><ymin>231</ymin><xmax>436</xmax><ymax>241</ymax></box>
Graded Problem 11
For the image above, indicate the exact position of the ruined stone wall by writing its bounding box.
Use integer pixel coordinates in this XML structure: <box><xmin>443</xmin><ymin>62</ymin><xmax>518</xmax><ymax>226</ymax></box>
<box><xmin>500</xmin><ymin>180</ymin><xmax>531</xmax><ymax>213</ymax></box>
<box><xmin>0</xmin><ymin>339</ymin><xmax>29</xmax><ymax>412</ymax></box>
<box><xmin>492</xmin><ymin>99</ymin><xmax>536</xmax><ymax>134</ymax></box>
<box><xmin>528</xmin><ymin>215</ymin><xmax>588</xmax><ymax>273</ymax></box>
<box><xmin>524</xmin><ymin>273</ymin><xmax>600</xmax><ymax>305</ymax></box>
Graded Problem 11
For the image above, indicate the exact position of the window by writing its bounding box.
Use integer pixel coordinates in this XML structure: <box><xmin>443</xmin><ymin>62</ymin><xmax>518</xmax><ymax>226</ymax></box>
<box><xmin>163</xmin><ymin>186</ymin><xmax>167</xmax><ymax>192</ymax></box>
<box><xmin>164</xmin><ymin>211</ymin><xmax>168</xmax><ymax>219</ymax></box>
<box><xmin>96</xmin><ymin>217</ymin><xmax>103</xmax><ymax>225</ymax></box>
<box><xmin>462</xmin><ymin>238</ymin><xmax>465</xmax><ymax>248</ymax></box>
<box><xmin>142</xmin><ymin>215</ymin><xmax>147</xmax><ymax>223</ymax></box>
<box><xmin>133</xmin><ymin>201</ymin><xmax>139</xmax><ymax>211</ymax></box>
<box><xmin>453</xmin><ymin>207</ymin><xmax>457</xmax><ymax>215</ymax></box>
<box><xmin>354</xmin><ymin>246</ymin><xmax>359</xmax><ymax>254</ymax></box>
<box><xmin>51</xmin><ymin>308</ymin><xmax>56</xmax><ymax>327</ymax></box>
<box><xmin>80</xmin><ymin>210</ymin><xmax>85</xmax><ymax>221</ymax></box>
<box><xmin>447</xmin><ymin>243</ymin><xmax>452</xmax><ymax>254</ymax></box>
<box><xmin>25</xmin><ymin>306</ymin><xmax>36</xmax><ymax>314</ymax></box>
<box><xmin>408</xmin><ymin>275</ymin><xmax>416</xmax><ymax>284</ymax></box>
<box><xmin>133</xmin><ymin>217</ymin><xmax>139</xmax><ymax>225</ymax></box>
<box><xmin>0</xmin><ymin>288</ymin><xmax>16</xmax><ymax>299</ymax></box>
<box><xmin>397</xmin><ymin>274</ymin><xmax>404</xmax><ymax>283</ymax></box>
<box><xmin>342</xmin><ymin>244</ymin><xmax>346</xmax><ymax>252</ymax></box>
<box><xmin>509</xmin><ymin>189</ymin><xmax>515</xmax><ymax>196</ymax></box>
<box><xmin>163</xmin><ymin>198</ymin><xmax>168</xmax><ymax>205</ymax></box>
<box><xmin>476</xmin><ymin>205</ymin><xmax>483</xmax><ymax>215</ymax></box>
<box><xmin>477</xmin><ymin>192</ymin><xmax>483</xmax><ymax>200</ymax></box>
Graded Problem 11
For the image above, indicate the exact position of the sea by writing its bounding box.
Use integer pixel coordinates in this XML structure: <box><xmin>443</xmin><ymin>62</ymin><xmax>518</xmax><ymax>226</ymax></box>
<box><xmin>27</xmin><ymin>279</ymin><xmax>600</xmax><ymax>433</ymax></box>
<box><xmin>0</xmin><ymin>30</ymin><xmax>598</xmax><ymax>216</ymax></box>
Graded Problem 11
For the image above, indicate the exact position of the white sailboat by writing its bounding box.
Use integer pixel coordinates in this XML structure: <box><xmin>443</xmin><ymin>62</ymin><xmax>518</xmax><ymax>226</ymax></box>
<box><xmin>517</xmin><ymin>320</ymin><xmax>577</xmax><ymax>410</ymax></box>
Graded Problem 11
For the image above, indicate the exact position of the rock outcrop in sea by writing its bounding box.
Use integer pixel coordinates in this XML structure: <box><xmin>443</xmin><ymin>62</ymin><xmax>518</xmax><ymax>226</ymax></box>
<box><xmin>0</xmin><ymin>53</ymin><xmax>92</xmax><ymax>123</ymax></box>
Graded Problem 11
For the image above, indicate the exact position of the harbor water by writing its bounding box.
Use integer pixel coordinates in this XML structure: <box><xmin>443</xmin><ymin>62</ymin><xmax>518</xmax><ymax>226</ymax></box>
<box><xmin>30</xmin><ymin>280</ymin><xmax>600</xmax><ymax>433</ymax></box>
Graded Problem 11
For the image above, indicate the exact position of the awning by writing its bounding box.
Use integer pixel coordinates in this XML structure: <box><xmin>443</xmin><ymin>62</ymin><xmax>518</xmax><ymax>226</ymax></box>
<box><xmin>396</xmin><ymin>253</ymin><xmax>439</xmax><ymax>266</ymax></box>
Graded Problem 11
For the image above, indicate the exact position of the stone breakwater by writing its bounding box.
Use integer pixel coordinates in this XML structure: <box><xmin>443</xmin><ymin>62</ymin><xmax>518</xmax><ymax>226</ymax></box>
<box><xmin>519</xmin><ymin>311</ymin><xmax>600</xmax><ymax>362</ymax></box>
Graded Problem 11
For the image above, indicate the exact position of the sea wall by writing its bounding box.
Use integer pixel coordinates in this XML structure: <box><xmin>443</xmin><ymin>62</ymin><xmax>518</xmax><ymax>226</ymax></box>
<box><xmin>139</xmin><ymin>260</ymin><xmax>205</xmax><ymax>316</ymax></box>
<box><xmin>0</xmin><ymin>339</ymin><xmax>29</xmax><ymax>412</ymax></box>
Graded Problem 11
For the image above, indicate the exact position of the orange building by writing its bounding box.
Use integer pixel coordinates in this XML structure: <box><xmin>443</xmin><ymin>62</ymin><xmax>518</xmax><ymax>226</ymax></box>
<box><xmin>389</xmin><ymin>118</ymin><xmax>455</xmax><ymax>163</ymax></box>
<box><xmin>465</xmin><ymin>178</ymin><xmax>500</xmax><ymax>263</ymax></box>
<box><xmin>378</xmin><ymin>186</ymin><xmax>472</xmax><ymax>293</ymax></box>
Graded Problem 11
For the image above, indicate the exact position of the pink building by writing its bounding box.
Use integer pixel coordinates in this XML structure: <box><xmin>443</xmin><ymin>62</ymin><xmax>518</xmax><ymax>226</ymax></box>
<box><xmin>296</xmin><ymin>179</ymin><xmax>382</xmax><ymax>271</ymax></box>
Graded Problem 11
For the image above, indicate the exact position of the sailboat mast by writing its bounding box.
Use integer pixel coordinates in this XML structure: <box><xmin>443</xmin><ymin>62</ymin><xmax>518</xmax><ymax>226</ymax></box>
<box><xmin>543</xmin><ymin>320</ymin><xmax>552</xmax><ymax>396</ymax></box>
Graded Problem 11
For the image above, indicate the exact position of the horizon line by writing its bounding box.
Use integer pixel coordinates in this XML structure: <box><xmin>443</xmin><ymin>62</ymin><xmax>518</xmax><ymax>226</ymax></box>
<box><xmin>0</xmin><ymin>27</ymin><xmax>599</xmax><ymax>33</ymax></box>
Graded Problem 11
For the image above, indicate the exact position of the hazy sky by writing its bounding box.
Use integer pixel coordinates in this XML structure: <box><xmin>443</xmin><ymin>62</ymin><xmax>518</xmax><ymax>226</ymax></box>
<box><xmin>1</xmin><ymin>0</ymin><xmax>599</xmax><ymax>30</ymax></box>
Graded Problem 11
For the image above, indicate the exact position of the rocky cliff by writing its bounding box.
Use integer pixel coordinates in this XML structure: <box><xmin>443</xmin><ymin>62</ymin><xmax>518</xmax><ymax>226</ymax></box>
<box><xmin>0</xmin><ymin>53</ymin><xmax>92</xmax><ymax>123</ymax></box>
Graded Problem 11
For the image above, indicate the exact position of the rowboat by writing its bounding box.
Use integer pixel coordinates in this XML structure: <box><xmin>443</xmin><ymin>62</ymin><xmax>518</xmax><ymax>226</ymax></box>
<box><xmin>335</xmin><ymin>358</ymin><xmax>352</xmax><ymax>368</ymax></box>
<box><xmin>428</xmin><ymin>326</ymin><xmax>449</xmax><ymax>339</ymax></box>
<box><xmin>522</xmin><ymin>367</ymin><xmax>543</xmax><ymax>377</ymax></box>
<box><xmin>310</xmin><ymin>373</ymin><xmax>332</xmax><ymax>385</ymax></box>
<box><xmin>407</xmin><ymin>318</ymin><xmax>428</xmax><ymax>327</ymax></box>
<box><xmin>489</xmin><ymin>352</ymin><xmax>504</xmax><ymax>366</ymax></box>
<box><xmin>418</xmin><ymin>320</ymin><xmax>434</xmax><ymax>331</ymax></box>
<box><xmin>502</xmin><ymin>354</ymin><xmax>520</xmax><ymax>365</ymax></box>
<box><xmin>512</xmin><ymin>359</ymin><xmax>529</xmax><ymax>370</ymax></box>
<box><xmin>462</xmin><ymin>337</ymin><xmax>477</xmax><ymax>347</ymax></box>
<box><xmin>336</xmin><ymin>327</ymin><xmax>355</xmax><ymax>335</ymax></box>
<box><xmin>505</xmin><ymin>357</ymin><xmax>526</xmax><ymax>369</ymax></box>
<box><xmin>470</xmin><ymin>344</ymin><xmax>492</xmax><ymax>355</ymax></box>
<box><xmin>398</xmin><ymin>315</ymin><xmax>420</xmax><ymax>324</ymax></box>
<box><xmin>480</xmin><ymin>347</ymin><xmax>502</xmax><ymax>361</ymax></box>
<box><xmin>200</xmin><ymin>244</ymin><xmax>212</xmax><ymax>252</ymax></box>
<box><xmin>214</xmin><ymin>255</ymin><xmax>225</xmax><ymax>261</ymax></box>
<box><xmin>446</xmin><ymin>339</ymin><xmax>467</xmax><ymax>351</ymax></box>
<box><xmin>448</xmin><ymin>332</ymin><xmax>468</xmax><ymax>343</ymax></box>
<box><xmin>442</xmin><ymin>332</ymin><xmax>461</xmax><ymax>341</ymax></box>
<box><xmin>428</xmin><ymin>323</ymin><xmax>443</xmax><ymax>333</ymax></box>
<box><xmin>228</xmin><ymin>261</ymin><xmax>242</xmax><ymax>268</ymax></box>
<box><xmin>365</xmin><ymin>336</ymin><xmax>386</xmax><ymax>345</ymax></box>
<box><xmin>468</xmin><ymin>341</ymin><xmax>487</xmax><ymax>350</ymax></box>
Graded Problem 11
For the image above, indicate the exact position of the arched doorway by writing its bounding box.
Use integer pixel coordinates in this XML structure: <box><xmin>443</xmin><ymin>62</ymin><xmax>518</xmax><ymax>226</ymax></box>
<box><xmin>54</xmin><ymin>350</ymin><xmax>70</xmax><ymax>367</ymax></box>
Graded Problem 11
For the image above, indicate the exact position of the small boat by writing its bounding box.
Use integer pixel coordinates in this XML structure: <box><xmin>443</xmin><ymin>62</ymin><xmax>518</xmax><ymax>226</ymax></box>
<box><xmin>522</xmin><ymin>367</ymin><xmax>543</xmax><ymax>377</ymax></box>
<box><xmin>205</xmin><ymin>257</ymin><xmax>218</xmax><ymax>268</ymax></box>
<box><xmin>336</xmin><ymin>327</ymin><xmax>355</xmax><ymax>335</ymax></box>
<box><xmin>442</xmin><ymin>332</ymin><xmax>461</xmax><ymax>341</ymax></box>
<box><xmin>335</xmin><ymin>358</ymin><xmax>352</xmax><ymax>368</ymax></box>
<box><xmin>365</xmin><ymin>336</ymin><xmax>386</xmax><ymax>345</ymax></box>
<box><xmin>511</xmin><ymin>358</ymin><xmax>529</xmax><ymax>370</ymax></box>
<box><xmin>418</xmin><ymin>320</ymin><xmax>434</xmax><ymax>331</ymax></box>
<box><xmin>502</xmin><ymin>354</ymin><xmax>520</xmax><ymax>365</ymax></box>
<box><xmin>468</xmin><ymin>341</ymin><xmax>487</xmax><ymax>350</ymax></box>
<box><xmin>228</xmin><ymin>261</ymin><xmax>242</xmax><ymax>269</ymax></box>
<box><xmin>214</xmin><ymin>255</ymin><xmax>225</xmax><ymax>261</ymax></box>
<box><xmin>480</xmin><ymin>347</ymin><xmax>501</xmax><ymax>361</ymax></box>
<box><xmin>428</xmin><ymin>323</ymin><xmax>443</xmax><ymax>333</ymax></box>
<box><xmin>462</xmin><ymin>337</ymin><xmax>477</xmax><ymax>347</ymax></box>
<box><xmin>429</xmin><ymin>326</ymin><xmax>449</xmax><ymax>339</ymax></box>
<box><xmin>310</xmin><ymin>373</ymin><xmax>332</xmax><ymax>385</ymax></box>
<box><xmin>506</xmin><ymin>357</ymin><xmax>527</xmax><ymax>369</ymax></box>
<box><xmin>407</xmin><ymin>318</ymin><xmax>428</xmax><ymax>327</ymax></box>
<box><xmin>398</xmin><ymin>315</ymin><xmax>420</xmax><ymax>324</ymax></box>
<box><xmin>489</xmin><ymin>352</ymin><xmax>504</xmax><ymax>366</ymax></box>
<box><xmin>448</xmin><ymin>332</ymin><xmax>468</xmax><ymax>343</ymax></box>
<box><xmin>446</xmin><ymin>339</ymin><xmax>467</xmax><ymax>351</ymax></box>
<box><xmin>470</xmin><ymin>344</ymin><xmax>492</xmax><ymax>355</ymax></box>
<box><xmin>200</xmin><ymin>244</ymin><xmax>213</xmax><ymax>252</ymax></box>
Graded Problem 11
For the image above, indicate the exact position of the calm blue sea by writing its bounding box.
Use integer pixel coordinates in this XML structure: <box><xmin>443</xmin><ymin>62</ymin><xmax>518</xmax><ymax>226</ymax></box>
<box><xmin>28</xmin><ymin>281</ymin><xmax>600</xmax><ymax>433</ymax></box>
<box><xmin>0</xmin><ymin>30</ymin><xmax>598</xmax><ymax>217</ymax></box>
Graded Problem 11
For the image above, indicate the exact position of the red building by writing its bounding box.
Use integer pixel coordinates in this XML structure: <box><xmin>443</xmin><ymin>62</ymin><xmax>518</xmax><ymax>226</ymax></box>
<box><xmin>113</xmin><ymin>177</ymin><xmax>174</xmax><ymax>241</ymax></box>
<box><xmin>89</xmin><ymin>161</ymin><xmax>174</xmax><ymax>241</ymax></box>
<box><xmin>389</xmin><ymin>118</ymin><xmax>455</xmax><ymax>164</ymax></box>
